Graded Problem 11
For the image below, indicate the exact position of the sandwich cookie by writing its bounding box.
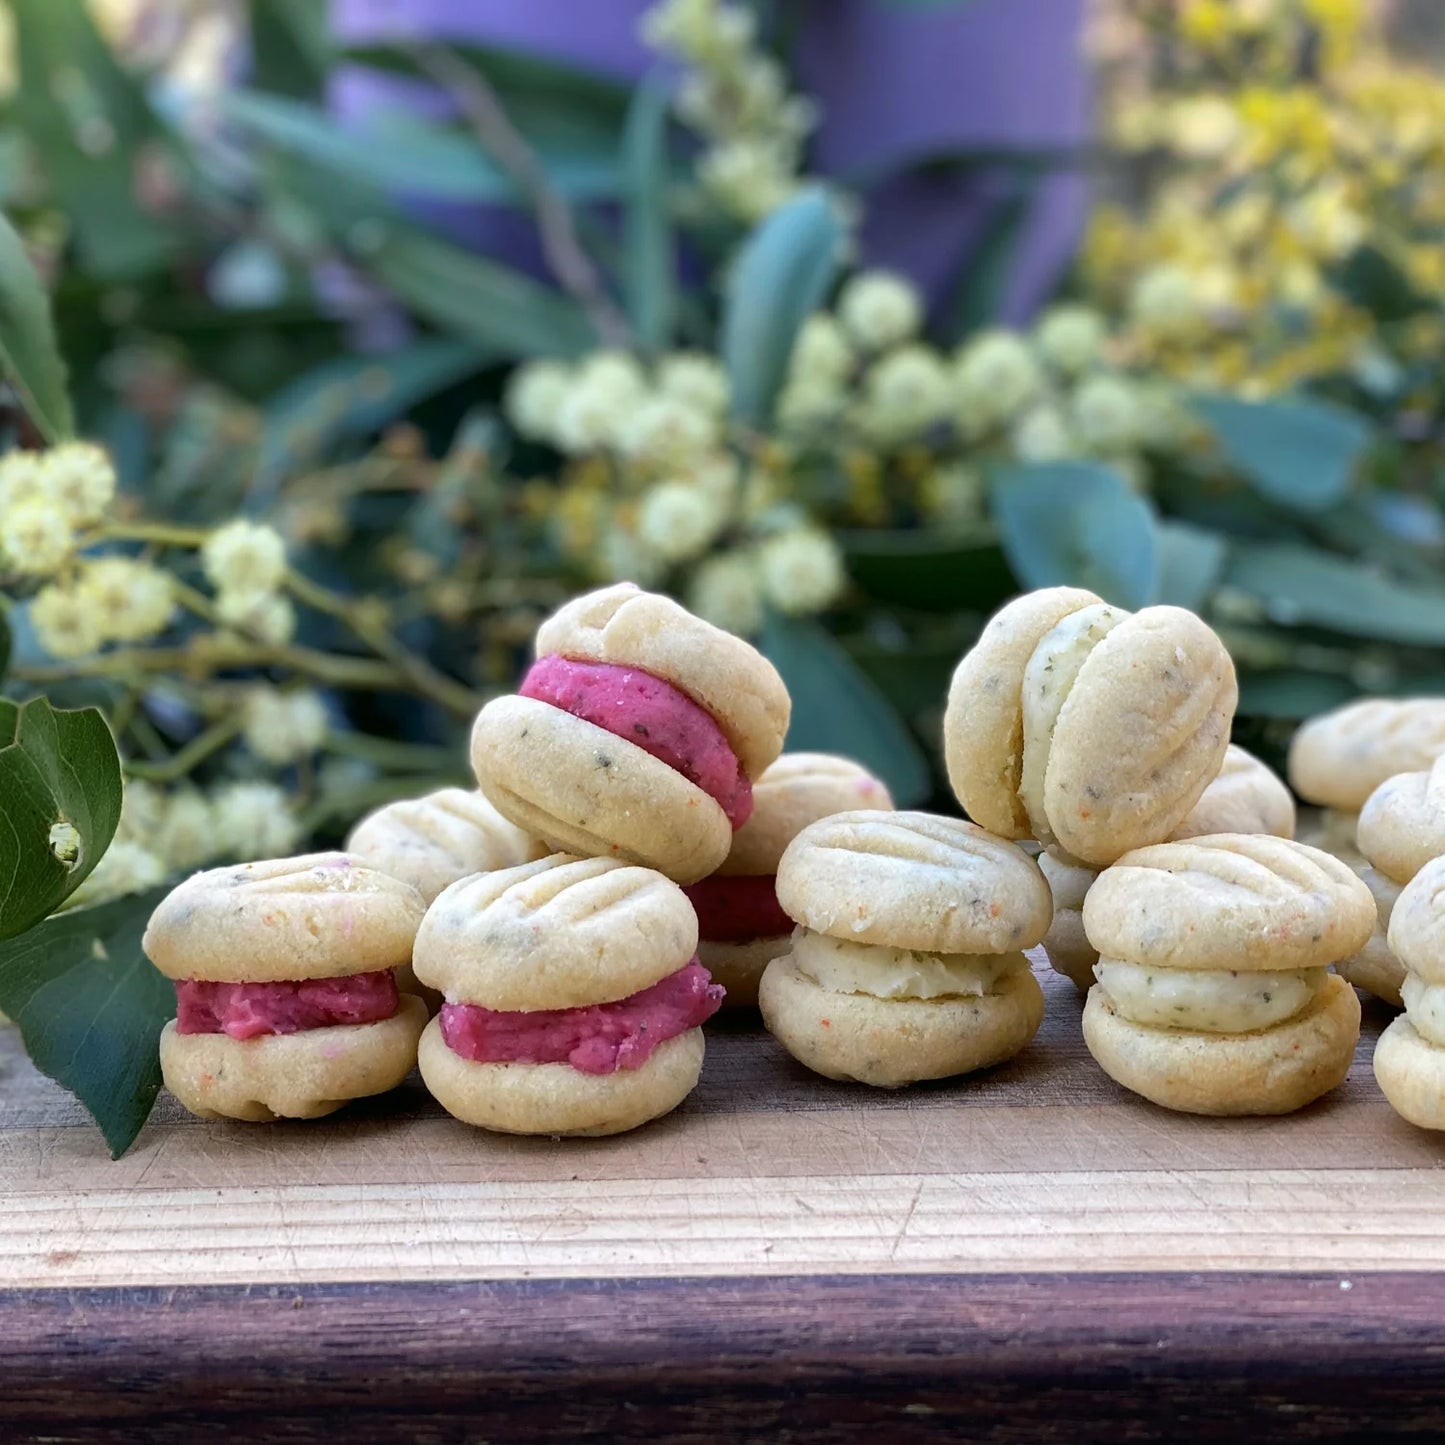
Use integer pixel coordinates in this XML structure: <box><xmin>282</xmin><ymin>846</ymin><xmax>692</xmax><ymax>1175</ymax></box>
<box><xmin>758</xmin><ymin>812</ymin><xmax>1052</xmax><ymax>1088</ymax></box>
<box><xmin>471</xmin><ymin>583</ymin><xmax>791</xmax><ymax>884</ymax></box>
<box><xmin>1040</xmin><ymin>747</ymin><xmax>1293</xmax><ymax>992</ymax></box>
<box><xmin>682</xmin><ymin>753</ymin><xmax>893</xmax><ymax>1008</ymax></box>
<box><xmin>1082</xmin><ymin>835</ymin><xmax>1373</xmax><ymax>1115</ymax></box>
<box><xmin>1289</xmin><ymin>698</ymin><xmax>1445</xmax><ymax>856</ymax></box>
<box><xmin>1374</xmin><ymin>855</ymin><xmax>1445</xmax><ymax>1129</ymax></box>
<box><xmin>943</xmin><ymin>587</ymin><xmax>1237</xmax><ymax>866</ymax></box>
<box><xmin>414</xmin><ymin>854</ymin><xmax>723</xmax><ymax>1135</ymax></box>
<box><xmin>1344</xmin><ymin>757</ymin><xmax>1445</xmax><ymax>1007</ymax></box>
<box><xmin>145</xmin><ymin>854</ymin><xmax>428</xmax><ymax>1121</ymax></box>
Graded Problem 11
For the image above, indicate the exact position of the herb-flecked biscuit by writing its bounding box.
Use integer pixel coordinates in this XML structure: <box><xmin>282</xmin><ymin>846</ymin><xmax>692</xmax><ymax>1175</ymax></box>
<box><xmin>1385</xmin><ymin>853</ymin><xmax>1445</xmax><ymax>986</ymax></box>
<box><xmin>144</xmin><ymin>853</ymin><xmax>426</xmax><ymax>984</ymax></box>
<box><xmin>943</xmin><ymin>589</ymin><xmax>1237</xmax><ymax>866</ymax></box>
<box><xmin>1375</xmin><ymin>856</ymin><xmax>1445</xmax><ymax>1129</ymax></box>
<box><xmin>1168</xmin><ymin>745</ymin><xmax>1295</xmax><ymax>841</ymax></box>
<box><xmin>1357</xmin><ymin>757</ymin><xmax>1445</xmax><ymax>887</ymax></box>
<box><xmin>1335</xmin><ymin>861</ymin><xmax>1405</xmax><ymax>1008</ymax></box>
<box><xmin>759</xmin><ymin>811</ymin><xmax>1050</xmax><ymax>1087</ymax></box>
<box><xmin>696</xmin><ymin>937</ymin><xmax>791</xmax><ymax>1008</ymax></box>
<box><xmin>1038</xmin><ymin>848</ymin><xmax>1099</xmax><ymax>992</ymax></box>
<box><xmin>158</xmin><ymin>998</ymin><xmax>427</xmax><ymax>1122</ymax></box>
<box><xmin>346</xmin><ymin>787</ymin><xmax>544</xmax><ymax>903</ymax></box>
<box><xmin>1289</xmin><ymin>698</ymin><xmax>1445</xmax><ymax>813</ymax></box>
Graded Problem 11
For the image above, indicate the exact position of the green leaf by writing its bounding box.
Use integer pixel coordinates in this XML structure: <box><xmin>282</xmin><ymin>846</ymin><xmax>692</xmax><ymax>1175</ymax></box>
<box><xmin>1153</xmin><ymin>520</ymin><xmax>1228</xmax><ymax>610</ymax></box>
<box><xmin>0</xmin><ymin>606</ymin><xmax>10</xmax><ymax>681</ymax></box>
<box><xmin>622</xmin><ymin>74</ymin><xmax>675</xmax><ymax>351</ymax></box>
<box><xmin>1192</xmin><ymin>393</ymin><xmax>1373</xmax><ymax>511</ymax></box>
<box><xmin>1333</xmin><ymin>244</ymin><xmax>1427</xmax><ymax>323</ymax></box>
<box><xmin>990</xmin><ymin>461</ymin><xmax>1159</xmax><ymax>609</ymax></box>
<box><xmin>249</xmin><ymin>0</ymin><xmax>331</xmax><ymax>97</ymax></box>
<box><xmin>0</xmin><ymin>210</ymin><xmax>74</xmax><ymax>443</ymax></box>
<box><xmin>222</xmin><ymin>90</ymin><xmax>620</xmax><ymax>202</ymax></box>
<box><xmin>1236</xmin><ymin>670</ymin><xmax>1357</xmax><ymax>719</ymax></box>
<box><xmin>258</xmin><ymin>338</ymin><xmax>488</xmax><ymax>490</ymax></box>
<box><xmin>0</xmin><ymin>698</ymin><xmax>123</xmax><ymax>940</ymax></box>
<box><xmin>1224</xmin><ymin>544</ymin><xmax>1445</xmax><ymax>645</ymax></box>
<box><xmin>724</xmin><ymin>186</ymin><xmax>846</xmax><ymax>430</ymax></box>
<box><xmin>760</xmin><ymin>613</ymin><xmax>932</xmax><ymax>806</ymax></box>
<box><xmin>0</xmin><ymin>884</ymin><xmax>174</xmax><ymax>1157</ymax></box>
<box><xmin>939</xmin><ymin>183</ymin><xmax>1036</xmax><ymax>344</ymax></box>
<box><xmin>839</xmin><ymin>530</ymin><xmax>1014</xmax><ymax>613</ymax></box>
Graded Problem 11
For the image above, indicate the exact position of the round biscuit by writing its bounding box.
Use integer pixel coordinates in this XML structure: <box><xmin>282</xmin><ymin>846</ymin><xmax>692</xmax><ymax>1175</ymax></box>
<box><xmin>144</xmin><ymin>853</ymin><xmax>426</xmax><ymax>984</ymax></box>
<box><xmin>158</xmin><ymin>995</ymin><xmax>426</xmax><ymax>1122</ymax></box>
<box><xmin>1082</xmin><ymin>972</ymin><xmax>1360</xmax><ymax>1115</ymax></box>
<box><xmin>1386</xmin><ymin>854</ymin><xmax>1445</xmax><ymax>983</ymax></box>
<box><xmin>1335</xmin><ymin>862</ymin><xmax>1404</xmax><ymax>1008</ymax></box>
<box><xmin>1169</xmin><ymin>745</ymin><xmax>1295</xmax><ymax>842</ymax></box>
<box><xmin>1289</xmin><ymin>698</ymin><xmax>1445</xmax><ymax>811</ymax></box>
<box><xmin>535</xmin><ymin>582</ymin><xmax>789</xmax><ymax>779</ymax></box>
<box><xmin>758</xmin><ymin>953</ymin><xmax>1043</xmax><ymax>1087</ymax></box>
<box><xmin>1045</xmin><ymin>607</ymin><xmax>1236</xmax><ymax>865</ymax></box>
<box><xmin>346</xmin><ymin>787</ymin><xmax>544</xmax><ymax>904</ymax></box>
<box><xmin>418</xmin><ymin>1020</ymin><xmax>704</xmax><ymax>1136</ymax></box>
<box><xmin>775</xmin><ymin>810</ymin><xmax>1053</xmax><ymax>955</ymax></box>
<box><xmin>1357</xmin><ymin>757</ymin><xmax>1445</xmax><ymax>886</ymax></box>
<box><xmin>1373</xmin><ymin>1016</ymin><xmax>1445</xmax><ymax>1131</ymax></box>
<box><xmin>1038</xmin><ymin>849</ymin><xmax>1099</xmax><ymax>991</ymax></box>
<box><xmin>698</xmin><ymin>935</ymin><xmax>789</xmax><ymax>1009</ymax></box>
<box><xmin>472</xmin><ymin>694</ymin><xmax>731</xmax><ymax>884</ymax></box>
<box><xmin>942</xmin><ymin>586</ymin><xmax>1102</xmax><ymax>837</ymax></box>
<box><xmin>412</xmin><ymin>853</ymin><xmax>697</xmax><ymax>1011</ymax></box>
<box><xmin>720</xmin><ymin>753</ymin><xmax>893</xmax><ymax>877</ymax></box>
<box><xmin>1083</xmin><ymin>834</ymin><xmax>1376</xmax><ymax>971</ymax></box>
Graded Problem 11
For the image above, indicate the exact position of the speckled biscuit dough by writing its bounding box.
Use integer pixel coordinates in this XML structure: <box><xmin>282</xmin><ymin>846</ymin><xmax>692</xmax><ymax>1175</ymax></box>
<box><xmin>1168</xmin><ymin>745</ymin><xmax>1295</xmax><ymax>841</ymax></box>
<box><xmin>158</xmin><ymin>996</ymin><xmax>427</xmax><ymax>1122</ymax></box>
<box><xmin>1374</xmin><ymin>1017</ymin><xmax>1445</xmax><ymax>1130</ymax></box>
<box><xmin>1038</xmin><ymin>848</ymin><xmax>1099</xmax><ymax>992</ymax></box>
<box><xmin>1357</xmin><ymin>757</ymin><xmax>1445</xmax><ymax>887</ymax></box>
<box><xmin>1082</xmin><ymin>975</ymin><xmax>1359</xmax><ymax>1116</ymax></box>
<box><xmin>698</xmin><ymin>936</ymin><xmax>790</xmax><ymax>1009</ymax></box>
<box><xmin>413</xmin><ymin>853</ymin><xmax>698</xmax><ymax>1012</ymax></box>
<box><xmin>1335</xmin><ymin>861</ymin><xmax>1405</xmax><ymax>1008</ymax></box>
<box><xmin>1385</xmin><ymin>855</ymin><xmax>1445</xmax><ymax>986</ymax></box>
<box><xmin>346</xmin><ymin>787</ymin><xmax>544</xmax><ymax>903</ymax></box>
<box><xmin>1289</xmin><ymin>698</ymin><xmax>1445</xmax><ymax>813</ymax></box>
<box><xmin>720</xmin><ymin>753</ymin><xmax>894</xmax><ymax>877</ymax></box>
<box><xmin>535</xmin><ymin>582</ymin><xmax>790</xmax><ymax>780</ymax></box>
<box><xmin>942</xmin><ymin>590</ymin><xmax>1237</xmax><ymax>866</ymax></box>
<box><xmin>144</xmin><ymin>853</ymin><xmax>426</xmax><ymax>984</ymax></box>
<box><xmin>759</xmin><ymin>954</ymin><xmax>1044</xmax><ymax>1088</ymax></box>
<box><xmin>417</xmin><ymin>1021</ymin><xmax>705</xmax><ymax>1136</ymax></box>
<box><xmin>472</xmin><ymin>695</ymin><xmax>732</xmax><ymax>884</ymax></box>
<box><xmin>1083</xmin><ymin>835</ymin><xmax>1376</xmax><ymax>973</ymax></box>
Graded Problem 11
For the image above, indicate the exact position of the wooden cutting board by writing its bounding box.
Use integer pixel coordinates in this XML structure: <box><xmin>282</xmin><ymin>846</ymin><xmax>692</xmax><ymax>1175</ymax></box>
<box><xmin>5</xmin><ymin>957</ymin><xmax>1445</xmax><ymax>1442</ymax></box>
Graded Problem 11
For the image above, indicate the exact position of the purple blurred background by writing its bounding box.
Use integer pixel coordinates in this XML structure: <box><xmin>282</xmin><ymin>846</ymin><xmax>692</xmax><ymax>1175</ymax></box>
<box><xmin>329</xmin><ymin>0</ymin><xmax>1091</xmax><ymax>323</ymax></box>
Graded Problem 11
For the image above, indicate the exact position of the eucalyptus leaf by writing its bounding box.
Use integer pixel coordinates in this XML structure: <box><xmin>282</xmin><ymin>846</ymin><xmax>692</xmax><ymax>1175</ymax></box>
<box><xmin>622</xmin><ymin>74</ymin><xmax>675</xmax><ymax>351</ymax></box>
<box><xmin>1153</xmin><ymin>520</ymin><xmax>1229</xmax><ymax>610</ymax></box>
<box><xmin>760</xmin><ymin>613</ymin><xmax>931</xmax><ymax>806</ymax></box>
<box><xmin>249</xmin><ymin>0</ymin><xmax>331</xmax><ymax>97</ymax></box>
<box><xmin>0</xmin><ymin>698</ymin><xmax>123</xmax><ymax>940</ymax></box>
<box><xmin>939</xmin><ymin>182</ymin><xmax>1036</xmax><ymax>344</ymax></box>
<box><xmin>0</xmin><ymin>210</ymin><xmax>73</xmax><ymax>443</ymax></box>
<box><xmin>1333</xmin><ymin>244</ymin><xmax>1426</xmax><ymax>324</ymax></box>
<box><xmin>724</xmin><ymin>186</ymin><xmax>846</xmax><ymax>430</ymax></box>
<box><xmin>1225</xmin><ymin>544</ymin><xmax>1445</xmax><ymax>644</ymax></box>
<box><xmin>990</xmin><ymin>461</ymin><xmax>1158</xmax><ymax>608</ymax></box>
<box><xmin>1192</xmin><ymin>393</ymin><xmax>1372</xmax><ymax>511</ymax></box>
<box><xmin>0</xmin><ymin>884</ymin><xmax>174</xmax><ymax>1158</ymax></box>
<box><xmin>1236</xmin><ymin>670</ymin><xmax>1358</xmax><ymax>719</ymax></box>
<box><xmin>839</xmin><ymin>530</ymin><xmax>1013</xmax><ymax>613</ymax></box>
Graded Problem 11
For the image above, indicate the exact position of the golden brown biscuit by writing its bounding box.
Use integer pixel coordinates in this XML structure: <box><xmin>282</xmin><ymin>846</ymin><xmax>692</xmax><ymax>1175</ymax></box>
<box><xmin>1168</xmin><ymin>745</ymin><xmax>1295</xmax><ymax>841</ymax></box>
<box><xmin>1357</xmin><ymin>757</ymin><xmax>1445</xmax><ymax>887</ymax></box>
<box><xmin>158</xmin><ymin>998</ymin><xmax>427</xmax><ymax>1122</ymax></box>
<box><xmin>346</xmin><ymin>787</ymin><xmax>544</xmax><ymax>903</ymax></box>
<box><xmin>697</xmin><ymin>937</ymin><xmax>789</xmax><ymax>1009</ymax></box>
<box><xmin>144</xmin><ymin>853</ymin><xmax>425</xmax><ymax>984</ymax></box>
<box><xmin>1289</xmin><ymin>698</ymin><xmax>1445</xmax><ymax>813</ymax></box>
<box><xmin>943</xmin><ymin>590</ymin><xmax>1236</xmax><ymax>866</ymax></box>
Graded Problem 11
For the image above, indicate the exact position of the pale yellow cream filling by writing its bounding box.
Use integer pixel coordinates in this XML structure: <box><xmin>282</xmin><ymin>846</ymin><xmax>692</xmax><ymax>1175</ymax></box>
<box><xmin>1402</xmin><ymin>974</ymin><xmax>1445</xmax><ymax>1048</ymax></box>
<box><xmin>791</xmin><ymin>927</ymin><xmax>1027</xmax><ymax>1001</ymax></box>
<box><xmin>1019</xmin><ymin>604</ymin><xmax>1126</xmax><ymax>843</ymax></box>
<box><xmin>1093</xmin><ymin>957</ymin><xmax>1326</xmax><ymax>1033</ymax></box>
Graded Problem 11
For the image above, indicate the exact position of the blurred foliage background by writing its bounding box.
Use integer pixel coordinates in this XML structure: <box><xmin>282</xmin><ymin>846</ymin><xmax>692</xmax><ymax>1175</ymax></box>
<box><xmin>4</xmin><ymin>0</ymin><xmax>1445</xmax><ymax>908</ymax></box>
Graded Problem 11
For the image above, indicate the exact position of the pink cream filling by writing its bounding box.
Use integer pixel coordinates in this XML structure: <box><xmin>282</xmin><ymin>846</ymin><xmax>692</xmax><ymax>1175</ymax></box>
<box><xmin>683</xmin><ymin>874</ymin><xmax>792</xmax><ymax>944</ymax></box>
<box><xmin>438</xmin><ymin>960</ymin><xmax>724</xmax><ymax>1075</ymax></box>
<box><xmin>175</xmin><ymin>970</ymin><xmax>400</xmax><ymax>1040</ymax></box>
<box><xmin>519</xmin><ymin>654</ymin><xmax>752</xmax><ymax>828</ymax></box>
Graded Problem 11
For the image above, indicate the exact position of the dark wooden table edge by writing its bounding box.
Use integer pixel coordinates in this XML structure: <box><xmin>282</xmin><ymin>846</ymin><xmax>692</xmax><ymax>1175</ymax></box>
<box><xmin>3</xmin><ymin>1271</ymin><xmax>1443</xmax><ymax>1441</ymax></box>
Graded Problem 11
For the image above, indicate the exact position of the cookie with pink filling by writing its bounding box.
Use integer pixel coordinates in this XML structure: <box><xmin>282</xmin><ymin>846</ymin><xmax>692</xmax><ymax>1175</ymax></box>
<box><xmin>470</xmin><ymin>584</ymin><xmax>791</xmax><ymax>884</ymax></box>
<box><xmin>683</xmin><ymin>753</ymin><xmax>894</xmax><ymax>1008</ymax></box>
<box><xmin>144</xmin><ymin>853</ymin><xmax>428</xmax><ymax>1121</ymax></box>
<box><xmin>414</xmin><ymin>853</ymin><xmax>723</xmax><ymax>1135</ymax></box>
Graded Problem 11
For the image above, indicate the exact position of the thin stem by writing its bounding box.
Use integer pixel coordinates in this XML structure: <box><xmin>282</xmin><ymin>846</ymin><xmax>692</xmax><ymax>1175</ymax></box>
<box><xmin>97</xmin><ymin>521</ymin><xmax>210</xmax><ymax>548</ymax></box>
<box><xmin>406</xmin><ymin>42</ymin><xmax>633</xmax><ymax>351</ymax></box>
<box><xmin>124</xmin><ymin>717</ymin><xmax>244</xmax><ymax>784</ymax></box>
<box><xmin>326</xmin><ymin>730</ymin><xmax>470</xmax><ymax>773</ymax></box>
